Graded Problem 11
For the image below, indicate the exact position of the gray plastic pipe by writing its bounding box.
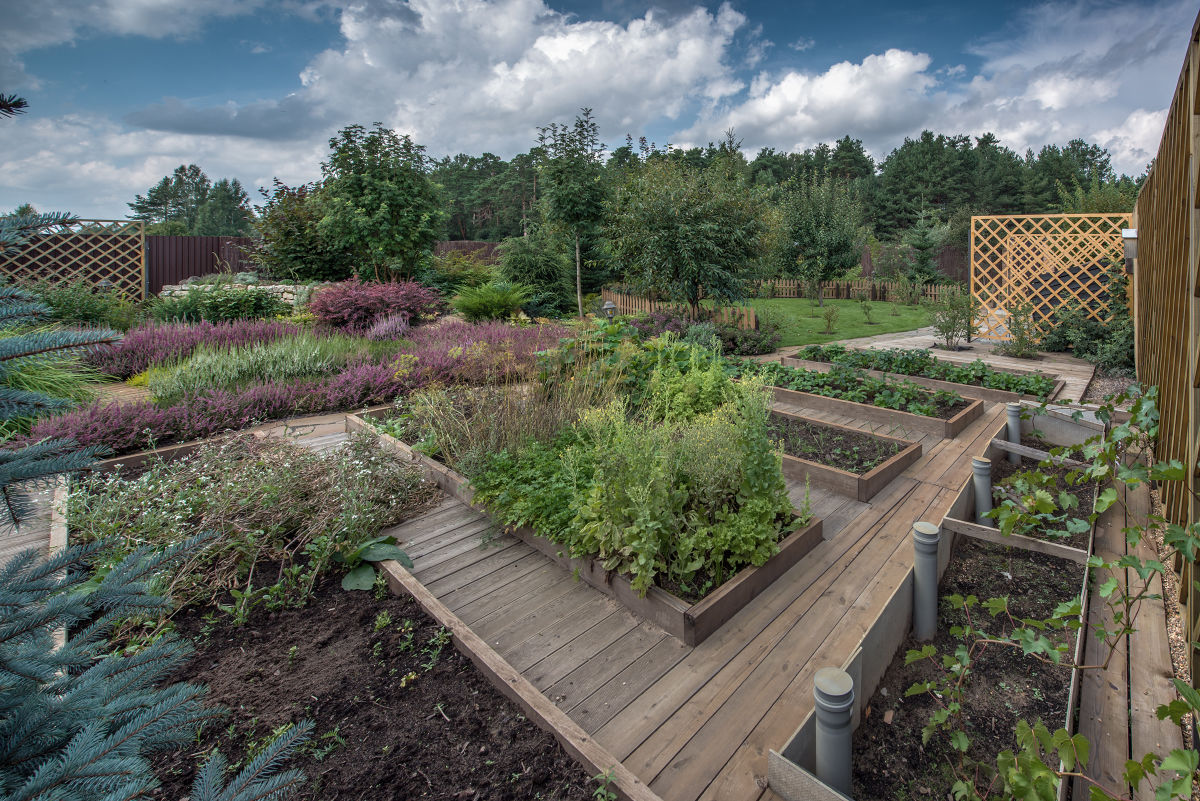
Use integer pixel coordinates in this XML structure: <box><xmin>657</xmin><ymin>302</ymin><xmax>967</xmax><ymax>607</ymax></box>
<box><xmin>1006</xmin><ymin>403</ymin><xmax>1022</xmax><ymax>464</ymax></box>
<box><xmin>972</xmin><ymin>457</ymin><xmax>993</xmax><ymax>525</ymax></box>
<box><xmin>912</xmin><ymin>521</ymin><xmax>941</xmax><ymax>642</ymax></box>
<box><xmin>814</xmin><ymin>666</ymin><xmax>855</xmax><ymax>795</ymax></box>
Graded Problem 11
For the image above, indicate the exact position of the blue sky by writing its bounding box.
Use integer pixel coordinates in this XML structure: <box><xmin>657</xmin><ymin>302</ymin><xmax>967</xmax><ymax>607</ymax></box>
<box><xmin>0</xmin><ymin>0</ymin><xmax>1193</xmax><ymax>217</ymax></box>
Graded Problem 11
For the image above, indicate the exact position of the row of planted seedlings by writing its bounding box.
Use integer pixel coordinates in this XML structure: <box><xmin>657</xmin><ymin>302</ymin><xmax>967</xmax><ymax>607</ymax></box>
<box><xmin>352</xmin><ymin>327</ymin><xmax>825</xmax><ymax>646</ymax></box>
<box><xmin>768</xmin><ymin>390</ymin><xmax>1193</xmax><ymax>801</ymax></box>
<box><xmin>723</xmin><ymin>357</ymin><xmax>985</xmax><ymax>440</ymax></box>
<box><xmin>782</xmin><ymin>343</ymin><xmax>1064</xmax><ymax>403</ymax></box>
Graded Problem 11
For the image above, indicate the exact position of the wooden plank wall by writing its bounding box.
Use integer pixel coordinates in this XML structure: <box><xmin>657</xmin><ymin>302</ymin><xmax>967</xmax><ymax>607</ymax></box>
<box><xmin>1132</xmin><ymin>10</ymin><xmax>1200</xmax><ymax>684</ymax></box>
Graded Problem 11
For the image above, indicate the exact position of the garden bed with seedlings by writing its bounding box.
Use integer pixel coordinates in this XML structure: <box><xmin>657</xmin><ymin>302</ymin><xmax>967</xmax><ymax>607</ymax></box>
<box><xmin>767</xmin><ymin>408</ymin><xmax>921</xmax><ymax>501</ymax></box>
<box><xmin>728</xmin><ymin>360</ymin><xmax>983</xmax><ymax>439</ymax></box>
<box><xmin>348</xmin><ymin>409</ymin><xmax>822</xmax><ymax>646</ymax></box>
<box><xmin>782</xmin><ymin>345</ymin><xmax>1064</xmax><ymax>402</ymax></box>
<box><xmin>150</xmin><ymin>576</ymin><xmax>597</xmax><ymax>801</ymax></box>
<box><xmin>849</xmin><ymin>536</ymin><xmax>1086</xmax><ymax>801</ymax></box>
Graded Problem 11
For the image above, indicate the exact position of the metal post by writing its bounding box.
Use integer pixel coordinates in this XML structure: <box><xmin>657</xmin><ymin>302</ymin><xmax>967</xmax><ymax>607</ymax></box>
<box><xmin>1006</xmin><ymin>403</ymin><xmax>1022</xmax><ymax>465</ymax></box>
<box><xmin>972</xmin><ymin>457</ymin><xmax>993</xmax><ymax>525</ymax></box>
<box><xmin>814</xmin><ymin>667</ymin><xmax>855</xmax><ymax>796</ymax></box>
<box><xmin>912</xmin><ymin>521</ymin><xmax>941</xmax><ymax>642</ymax></box>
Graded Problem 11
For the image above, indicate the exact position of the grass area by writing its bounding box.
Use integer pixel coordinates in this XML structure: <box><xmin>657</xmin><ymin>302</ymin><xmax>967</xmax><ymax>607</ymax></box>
<box><xmin>750</xmin><ymin>297</ymin><xmax>930</xmax><ymax>347</ymax></box>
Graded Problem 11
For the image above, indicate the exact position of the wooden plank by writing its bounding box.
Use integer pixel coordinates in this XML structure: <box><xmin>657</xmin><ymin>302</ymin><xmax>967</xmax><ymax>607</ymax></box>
<box><xmin>522</xmin><ymin>607</ymin><xmax>641</xmax><ymax>687</ymax></box>
<box><xmin>477</xmin><ymin>582</ymin><xmax>598</xmax><ymax>644</ymax></box>
<box><xmin>545</xmin><ymin>624</ymin><xmax>668</xmax><ymax>710</ymax></box>
<box><xmin>989</xmin><ymin>438</ymin><xmax>1087</xmax><ymax>467</ymax></box>
<box><xmin>570</xmin><ymin>635</ymin><xmax>694</xmax><ymax>732</ymax></box>
<box><xmin>411</xmin><ymin>535</ymin><xmax>523</xmax><ymax>585</ymax></box>
<box><xmin>451</xmin><ymin>557</ymin><xmax>565</xmax><ymax>621</ymax></box>
<box><xmin>504</xmin><ymin>595</ymin><xmax>624</xmax><ymax>673</ymax></box>
<box><xmin>1127</xmin><ymin>482</ymin><xmax>1185</xmax><ymax>798</ymax></box>
<box><xmin>378</xmin><ymin>560</ymin><xmax>668</xmax><ymax>801</ymax></box>
<box><xmin>404</xmin><ymin>517</ymin><xmax>499</xmax><ymax>561</ymax></box>
<box><xmin>422</xmin><ymin>540</ymin><xmax>535</xmax><ymax>596</ymax></box>
<box><xmin>942</xmin><ymin>516</ymin><xmax>1089</xmax><ymax>564</ymax></box>
<box><xmin>469</xmin><ymin>570</ymin><xmax>589</xmax><ymax>636</ymax></box>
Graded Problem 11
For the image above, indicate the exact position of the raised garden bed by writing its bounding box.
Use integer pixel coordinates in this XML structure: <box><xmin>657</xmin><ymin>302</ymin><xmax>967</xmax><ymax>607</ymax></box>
<box><xmin>769</xmin><ymin>534</ymin><xmax>1090</xmax><ymax>801</ymax></box>
<box><xmin>762</xmin><ymin>381</ymin><xmax>984</xmax><ymax>439</ymax></box>
<box><xmin>346</xmin><ymin>411</ymin><xmax>824</xmax><ymax>646</ymax></box>
<box><xmin>768</xmin><ymin>409</ymin><xmax>921</xmax><ymax>501</ymax></box>
<box><xmin>779</xmin><ymin>354</ymin><xmax>1065</xmax><ymax>403</ymax></box>
<box><xmin>148</xmin><ymin>574</ymin><xmax>599</xmax><ymax>801</ymax></box>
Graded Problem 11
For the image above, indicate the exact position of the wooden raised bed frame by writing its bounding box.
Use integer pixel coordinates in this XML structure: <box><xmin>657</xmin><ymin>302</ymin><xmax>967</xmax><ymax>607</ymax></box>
<box><xmin>762</xmin><ymin>381</ymin><xmax>985</xmax><ymax>440</ymax></box>
<box><xmin>779</xmin><ymin>355</ymin><xmax>1065</xmax><ymax>404</ymax></box>
<box><xmin>771</xmin><ymin>408</ymin><xmax>921</xmax><ymax>502</ymax></box>
<box><xmin>346</xmin><ymin>410</ymin><xmax>824</xmax><ymax>646</ymax></box>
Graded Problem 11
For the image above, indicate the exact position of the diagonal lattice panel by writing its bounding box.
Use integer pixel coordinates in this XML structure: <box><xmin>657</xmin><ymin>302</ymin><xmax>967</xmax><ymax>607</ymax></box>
<box><xmin>0</xmin><ymin>219</ymin><xmax>146</xmax><ymax>300</ymax></box>
<box><xmin>971</xmin><ymin>214</ymin><xmax>1130</xmax><ymax>341</ymax></box>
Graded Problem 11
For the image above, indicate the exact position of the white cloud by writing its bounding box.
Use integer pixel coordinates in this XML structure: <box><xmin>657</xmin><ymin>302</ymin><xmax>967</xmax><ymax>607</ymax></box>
<box><xmin>788</xmin><ymin>37</ymin><xmax>814</xmax><ymax>52</ymax></box>
<box><xmin>1095</xmin><ymin>108</ymin><xmax>1168</xmax><ymax>174</ymax></box>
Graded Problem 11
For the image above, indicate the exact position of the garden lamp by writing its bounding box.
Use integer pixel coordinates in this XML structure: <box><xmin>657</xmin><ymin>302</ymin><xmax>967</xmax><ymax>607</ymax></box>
<box><xmin>602</xmin><ymin>300</ymin><xmax>617</xmax><ymax>320</ymax></box>
<box><xmin>1122</xmin><ymin>229</ymin><xmax>1137</xmax><ymax>274</ymax></box>
<box><xmin>97</xmin><ymin>279</ymin><xmax>114</xmax><ymax>291</ymax></box>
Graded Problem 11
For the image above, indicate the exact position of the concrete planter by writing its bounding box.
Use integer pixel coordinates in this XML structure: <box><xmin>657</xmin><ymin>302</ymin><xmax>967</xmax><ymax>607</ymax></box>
<box><xmin>763</xmin><ymin>383</ymin><xmax>985</xmax><ymax>440</ymax></box>
<box><xmin>771</xmin><ymin>409</ymin><xmax>921</xmax><ymax>502</ymax></box>
<box><xmin>347</xmin><ymin>411</ymin><xmax>824</xmax><ymax>646</ymax></box>
<box><xmin>779</xmin><ymin>356</ymin><xmax>1066</xmax><ymax>403</ymax></box>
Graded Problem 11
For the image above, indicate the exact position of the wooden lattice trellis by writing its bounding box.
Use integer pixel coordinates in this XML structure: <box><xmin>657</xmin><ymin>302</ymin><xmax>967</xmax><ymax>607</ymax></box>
<box><xmin>970</xmin><ymin>214</ymin><xmax>1131</xmax><ymax>340</ymax></box>
<box><xmin>0</xmin><ymin>219</ymin><xmax>146</xmax><ymax>300</ymax></box>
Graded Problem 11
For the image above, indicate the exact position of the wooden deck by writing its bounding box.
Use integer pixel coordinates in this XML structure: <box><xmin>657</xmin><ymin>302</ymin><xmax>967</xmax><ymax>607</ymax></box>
<box><xmin>380</xmin><ymin>399</ymin><xmax>1014</xmax><ymax>801</ymax></box>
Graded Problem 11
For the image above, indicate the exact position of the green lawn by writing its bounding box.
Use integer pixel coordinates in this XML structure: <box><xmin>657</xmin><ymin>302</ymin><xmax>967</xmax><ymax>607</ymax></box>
<box><xmin>747</xmin><ymin>297</ymin><xmax>930</xmax><ymax>347</ymax></box>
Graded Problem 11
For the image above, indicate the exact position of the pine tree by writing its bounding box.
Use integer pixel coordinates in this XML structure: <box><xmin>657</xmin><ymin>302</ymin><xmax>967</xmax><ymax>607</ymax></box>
<box><xmin>0</xmin><ymin>538</ymin><xmax>311</xmax><ymax>800</ymax></box>
<box><xmin>195</xmin><ymin>178</ymin><xmax>253</xmax><ymax>236</ymax></box>
<box><xmin>0</xmin><ymin>285</ymin><xmax>119</xmax><ymax>525</ymax></box>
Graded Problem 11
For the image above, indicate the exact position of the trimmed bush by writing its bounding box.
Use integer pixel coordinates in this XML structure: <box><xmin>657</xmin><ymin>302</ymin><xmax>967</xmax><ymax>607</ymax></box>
<box><xmin>33</xmin><ymin>280</ymin><xmax>142</xmax><ymax>331</ymax></box>
<box><xmin>308</xmin><ymin>279</ymin><xmax>445</xmax><ymax>331</ymax></box>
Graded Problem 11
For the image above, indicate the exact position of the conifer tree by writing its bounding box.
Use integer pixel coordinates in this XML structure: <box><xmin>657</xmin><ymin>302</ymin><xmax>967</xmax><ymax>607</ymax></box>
<box><xmin>0</xmin><ymin>538</ymin><xmax>311</xmax><ymax>800</ymax></box>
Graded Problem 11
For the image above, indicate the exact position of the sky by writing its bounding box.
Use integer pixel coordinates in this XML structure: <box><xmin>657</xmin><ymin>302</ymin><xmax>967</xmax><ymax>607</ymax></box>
<box><xmin>0</xmin><ymin>0</ymin><xmax>1194</xmax><ymax>218</ymax></box>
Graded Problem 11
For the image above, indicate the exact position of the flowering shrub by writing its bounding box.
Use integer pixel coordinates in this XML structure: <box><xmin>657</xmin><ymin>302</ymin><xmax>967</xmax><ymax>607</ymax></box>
<box><xmin>365</xmin><ymin>313</ymin><xmax>411</xmax><ymax>340</ymax></box>
<box><xmin>86</xmin><ymin>320</ymin><xmax>300</xmax><ymax>379</ymax></box>
<box><xmin>308</xmin><ymin>280</ymin><xmax>445</xmax><ymax>331</ymax></box>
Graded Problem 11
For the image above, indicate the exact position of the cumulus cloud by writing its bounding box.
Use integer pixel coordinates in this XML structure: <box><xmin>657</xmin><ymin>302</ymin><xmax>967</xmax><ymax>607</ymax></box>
<box><xmin>670</xmin><ymin>0</ymin><xmax>1192</xmax><ymax>174</ymax></box>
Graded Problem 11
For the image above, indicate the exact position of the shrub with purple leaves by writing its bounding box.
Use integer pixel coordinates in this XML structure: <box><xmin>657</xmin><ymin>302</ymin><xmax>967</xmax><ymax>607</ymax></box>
<box><xmin>85</xmin><ymin>320</ymin><xmax>300</xmax><ymax>379</ymax></box>
<box><xmin>308</xmin><ymin>280</ymin><xmax>445</xmax><ymax>332</ymax></box>
<box><xmin>365</xmin><ymin>313</ymin><xmax>411</xmax><ymax>341</ymax></box>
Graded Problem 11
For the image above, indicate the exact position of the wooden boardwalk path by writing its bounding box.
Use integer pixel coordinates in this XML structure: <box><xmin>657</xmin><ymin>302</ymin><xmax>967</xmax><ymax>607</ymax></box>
<box><xmin>380</xmin><ymin>400</ymin><xmax>1013</xmax><ymax>801</ymax></box>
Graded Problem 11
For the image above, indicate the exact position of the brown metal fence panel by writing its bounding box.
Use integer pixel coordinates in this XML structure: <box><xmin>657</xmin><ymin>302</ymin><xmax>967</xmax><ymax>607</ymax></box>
<box><xmin>1132</xmin><ymin>13</ymin><xmax>1199</xmax><ymax>683</ymax></box>
<box><xmin>0</xmin><ymin>219</ymin><xmax>146</xmax><ymax>299</ymax></box>
<box><xmin>145</xmin><ymin>236</ymin><xmax>255</xmax><ymax>294</ymax></box>
<box><xmin>970</xmin><ymin>213</ymin><xmax>1130</xmax><ymax>341</ymax></box>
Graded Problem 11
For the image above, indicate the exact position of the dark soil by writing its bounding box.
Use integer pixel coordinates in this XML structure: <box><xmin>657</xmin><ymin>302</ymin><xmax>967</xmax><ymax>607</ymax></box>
<box><xmin>768</xmin><ymin>412</ymin><xmax>901</xmax><ymax>474</ymax></box>
<box><xmin>851</xmin><ymin>538</ymin><xmax>1083</xmax><ymax>801</ymax></box>
<box><xmin>150</xmin><ymin>577</ymin><xmax>594</xmax><ymax>801</ymax></box>
<box><xmin>988</xmin><ymin>433</ymin><xmax>1098</xmax><ymax>550</ymax></box>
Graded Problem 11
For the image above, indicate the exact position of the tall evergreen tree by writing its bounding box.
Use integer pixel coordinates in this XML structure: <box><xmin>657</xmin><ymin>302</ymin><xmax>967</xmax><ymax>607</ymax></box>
<box><xmin>195</xmin><ymin>178</ymin><xmax>252</xmax><ymax>236</ymax></box>
<box><xmin>829</xmin><ymin>135</ymin><xmax>874</xmax><ymax>181</ymax></box>
<box><xmin>128</xmin><ymin>164</ymin><xmax>212</xmax><ymax>232</ymax></box>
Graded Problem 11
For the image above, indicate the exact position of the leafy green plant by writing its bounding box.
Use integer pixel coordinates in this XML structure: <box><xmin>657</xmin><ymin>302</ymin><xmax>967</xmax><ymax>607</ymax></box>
<box><xmin>149</xmin><ymin>285</ymin><xmax>289</xmax><ymax>323</ymax></box>
<box><xmin>337</xmin><ymin>534</ymin><xmax>413</xmax><ymax>590</ymax></box>
<box><xmin>452</xmin><ymin>280</ymin><xmax>530</xmax><ymax>321</ymax></box>
<box><xmin>925</xmin><ymin>285</ymin><xmax>977</xmax><ymax>349</ymax></box>
<box><xmin>33</xmin><ymin>279</ymin><xmax>142</xmax><ymax>330</ymax></box>
<box><xmin>994</xmin><ymin>300</ymin><xmax>1039</xmax><ymax>358</ymax></box>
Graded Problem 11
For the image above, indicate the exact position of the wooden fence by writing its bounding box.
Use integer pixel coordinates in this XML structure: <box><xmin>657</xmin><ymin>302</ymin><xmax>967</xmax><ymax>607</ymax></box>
<box><xmin>600</xmin><ymin>288</ymin><xmax>758</xmax><ymax>330</ymax></box>
<box><xmin>0</xmin><ymin>219</ymin><xmax>146</xmax><ymax>299</ymax></box>
<box><xmin>758</xmin><ymin>278</ymin><xmax>956</xmax><ymax>303</ymax></box>
<box><xmin>970</xmin><ymin>213</ymin><xmax>1130</xmax><ymax>341</ymax></box>
<box><xmin>146</xmin><ymin>236</ymin><xmax>254</xmax><ymax>294</ymax></box>
<box><xmin>1131</xmin><ymin>11</ymin><xmax>1200</xmax><ymax>684</ymax></box>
